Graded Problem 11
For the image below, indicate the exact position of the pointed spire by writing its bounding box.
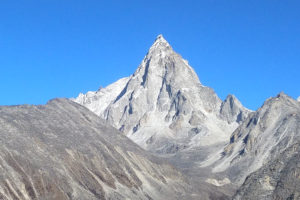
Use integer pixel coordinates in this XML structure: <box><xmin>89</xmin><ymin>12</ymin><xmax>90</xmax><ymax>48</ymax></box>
<box><xmin>154</xmin><ymin>34</ymin><xmax>168</xmax><ymax>43</ymax></box>
<box><xmin>276</xmin><ymin>91</ymin><xmax>287</xmax><ymax>98</ymax></box>
<box><xmin>147</xmin><ymin>34</ymin><xmax>173</xmax><ymax>57</ymax></box>
<box><xmin>156</xmin><ymin>34</ymin><xmax>163</xmax><ymax>39</ymax></box>
<box><xmin>153</xmin><ymin>34</ymin><xmax>170</xmax><ymax>45</ymax></box>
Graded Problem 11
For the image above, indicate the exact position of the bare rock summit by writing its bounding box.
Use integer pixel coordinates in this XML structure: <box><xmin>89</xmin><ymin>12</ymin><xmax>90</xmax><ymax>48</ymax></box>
<box><xmin>73</xmin><ymin>35</ymin><xmax>250</xmax><ymax>154</ymax></box>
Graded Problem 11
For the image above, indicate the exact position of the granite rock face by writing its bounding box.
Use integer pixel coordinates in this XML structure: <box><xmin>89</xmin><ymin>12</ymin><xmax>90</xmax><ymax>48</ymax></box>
<box><xmin>74</xmin><ymin>35</ymin><xmax>249</xmax><ymax>154</ymax></box>
<box><xmin>220</xmin><ymin>95</ymin><xmax>251</xmax><ymax>124</ymax></box>
<box><xmin>0</xmin><ymin>99</ymin><xmax>199</xmax><ymax>200</ymax></box>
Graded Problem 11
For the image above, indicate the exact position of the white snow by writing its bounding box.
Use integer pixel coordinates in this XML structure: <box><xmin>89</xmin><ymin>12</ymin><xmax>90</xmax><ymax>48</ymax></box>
<box><xmin>206</xmin><ymin>178</ymin><xmax>231</xmax><ymax>187</ymax></box>
<box><xmin>72</xmin><ymin>77</ymin><xmax>130</xmax><ymax>116</ymax></box>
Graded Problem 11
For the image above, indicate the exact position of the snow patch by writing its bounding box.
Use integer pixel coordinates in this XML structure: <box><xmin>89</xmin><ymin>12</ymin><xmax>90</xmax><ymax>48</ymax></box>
<box><xmin>206</xmin><ymin>178</ymin><xmax>231</xmax><ymax>187</ymax></box>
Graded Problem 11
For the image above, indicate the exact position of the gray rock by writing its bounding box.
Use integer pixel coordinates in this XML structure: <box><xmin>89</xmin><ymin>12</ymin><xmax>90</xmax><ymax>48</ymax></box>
<box><xmin>234</xmin><ymin>143</ymin><xmax>300</xmax><ymax>200</ymax></box>
<box><xmin>72</xmin><ymin>35</ymin><xmax>300</xmax><ymax>198</ymax></box>
<box><xmin>73</xmin><ymin>35</ymin><xmax>249</xmax><ymax>154</ymax></box>
<box><xmin>220</xmin><ymin>95</ymin><xmax>251</xmax><ymax>124</ymax></box>
<box><xmin>214</xmin><ymin>92</ymin><xmax>300</xmax><ymax>185</ymax></box>
<box><xmin>0</xmin><ymin>98</ymin><xmax>201</xmax><ymax>200</ymax></box>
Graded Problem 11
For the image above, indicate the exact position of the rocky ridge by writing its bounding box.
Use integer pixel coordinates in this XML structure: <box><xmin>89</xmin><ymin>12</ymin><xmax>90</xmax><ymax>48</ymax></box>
<box><xmin>73</xmin><ymin>35</ymin><xmax>250</xmax><ymax>154</ymax></box>
<box><xmin>1</xmin><ymin>34</ymin><xmax>299</xmax><ymax>199</ymax></box>
<box><xmin>233</xmin><ymin>142</ymin><xmax>300</xmax><ymax>200</ymax></box>
<box><xmin>0</xmin><ymin>99</ymin><xmax>202</xmax><ymax>200</ymax></box>
<box><xmin>211</xmin><ymin>92</ymin><xmax>300</xmax><ymax>185</ymax></box>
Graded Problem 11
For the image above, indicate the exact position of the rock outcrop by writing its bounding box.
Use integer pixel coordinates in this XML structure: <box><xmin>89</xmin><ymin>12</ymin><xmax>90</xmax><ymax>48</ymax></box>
<box><xmin>213</xmin><ymin>92</ymin><xmax>300</xmax><ymax>185</ymax></box>
<box><xmin>234</xmin><ymin>143</ymin><xmax>300</xmax><ymax>200</ymax></box>
<box><xmin>220</xmin><ymin>95</ymin><xmax>251</xmax><ymax>124</ymax></box>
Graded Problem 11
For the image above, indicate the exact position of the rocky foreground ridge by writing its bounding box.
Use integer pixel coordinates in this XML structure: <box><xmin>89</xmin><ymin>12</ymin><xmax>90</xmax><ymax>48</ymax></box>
<box><xmin>0</xmin><ymin>35</ymin><xmax>299</xmax><ymax>200</ymax></box>
<box><xmin>0</xmin><ymin>99</ymin><xmax>207</xmax><ymax>200</ymax></box>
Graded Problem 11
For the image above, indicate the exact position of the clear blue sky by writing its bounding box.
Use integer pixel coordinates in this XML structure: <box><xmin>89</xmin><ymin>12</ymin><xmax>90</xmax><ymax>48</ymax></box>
<box><xmin>0</xmin><ymin>0</ymin><xmax>299</xmax><ymax>110</ymax></box>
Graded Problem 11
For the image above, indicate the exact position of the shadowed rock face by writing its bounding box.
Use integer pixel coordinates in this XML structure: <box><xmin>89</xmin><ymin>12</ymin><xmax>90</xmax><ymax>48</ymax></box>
<box><xmin>220</xmin><ymin>95</ymin><xmax>251</xmax><ymax>124</ymax></box>
<box><xmin>0</xmin><ymin>99</ymin><xmax>199</xmax><ymax>200</ymax></box>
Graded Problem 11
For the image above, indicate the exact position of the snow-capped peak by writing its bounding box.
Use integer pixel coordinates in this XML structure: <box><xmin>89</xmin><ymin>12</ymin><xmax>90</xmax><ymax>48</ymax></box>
<box><xmin>297</xmin><ymin>96</ymin><xmax>300</xmax><ymax>102</ymax></box>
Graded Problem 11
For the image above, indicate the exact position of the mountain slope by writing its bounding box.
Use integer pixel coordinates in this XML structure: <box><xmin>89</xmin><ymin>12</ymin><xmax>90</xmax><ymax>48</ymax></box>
<box><xmin>73</xmin><ymin>35</ymin><xmax>250</xmax><ymax>154</ymax></box>
<box><xmin>74</xmin><ymin>77</ymin><xmax>130</xmax><ymax>116</ymax></box>
<box><xmin>233</xmin><ymin>142</ymin><xmax>300</xmax><ymax>200</ymax></box>
<box><xmin>211</xmin><ymin>92</ymin><xmax>300</xmax><ymax>184</ymax></box>
<box><xmin>0</xmin><ymin>99</ymin><xmax>200</xmax><ymax>200</ymax></box>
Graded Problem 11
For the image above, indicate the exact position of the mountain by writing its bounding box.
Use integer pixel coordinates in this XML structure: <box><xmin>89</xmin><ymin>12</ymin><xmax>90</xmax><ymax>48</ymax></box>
<box><xmin>72</xmin><ymin>35</ymin><xmax>300</xmax><ymax>198</ymax></box>
<box><xmin>75</xmin><ymin>77</ymin><xmax>130</xmax><ymax>116</ymax></box>
<box><xmin>0</xmin><ymin>99</ymin><xmax>204</xmax><ymax>200</ymax></box>
<box><xmin>73</xmin><ymin>35</ymin><xmax>250</xmax><ymax>154</ymax></box>
<box><xmin>233</xmin><ymin>142</ymin><xmax>300</xmax><ymax>200</ymax></box>
<box><xmin>2</xmin><ymin>35</ymin><xmax>298</xmax><ymax>199</ymax></box>
<box><xmin>210</xmin><ymin>92</ymin><xmax>300</xmax><ymax>185</ymax></box>
<box><xmin>297</xmin><ymin>96</ymin><xmax>300</xmax><ymax>101</ymax></box>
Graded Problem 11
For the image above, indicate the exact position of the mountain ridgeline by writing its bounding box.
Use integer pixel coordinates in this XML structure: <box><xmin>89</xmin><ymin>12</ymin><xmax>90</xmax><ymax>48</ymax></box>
<box><xmin>74</xmin><ymin>35</ymin><xmax>300</xmax><ymax>199</ymax></box>
<box><xmin>0</xmin><ymin>35</ymin><xmax>298</xmax><ymax>200</ymax></box>
<box><xmin>0</xmin><ymin>99</ymin><xmax>203</xmax><ymax>200</ymax></box>
<box><xmin>74</xmin><ymin>35</ymin><xmax>250</xmax><ymax>154</ymax></box>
